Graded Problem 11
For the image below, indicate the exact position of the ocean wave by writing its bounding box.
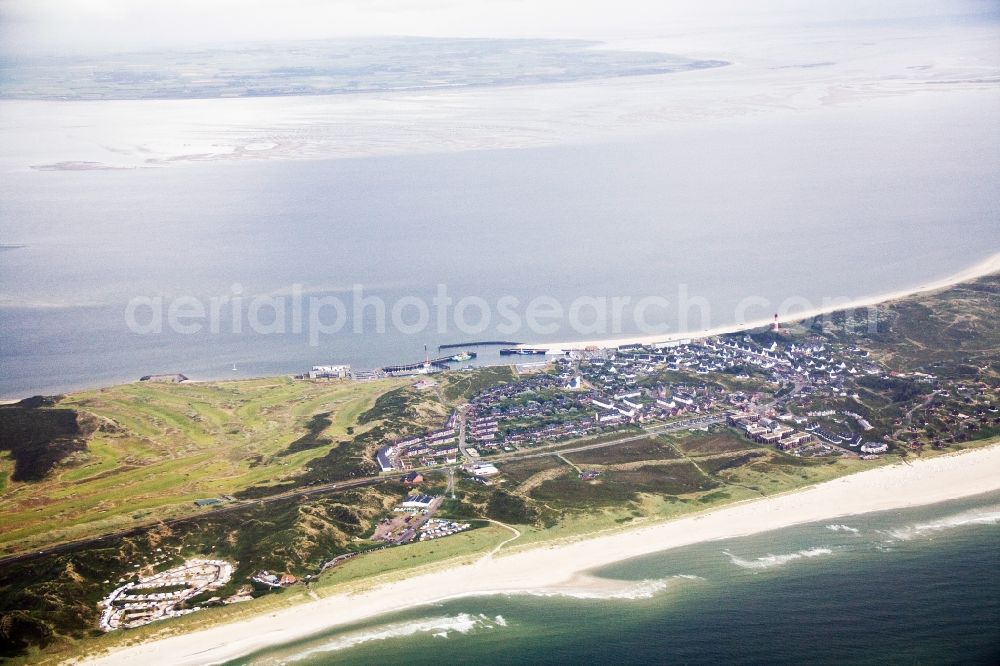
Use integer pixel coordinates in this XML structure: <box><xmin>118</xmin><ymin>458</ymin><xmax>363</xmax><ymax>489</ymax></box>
<box><xmin>725</xmin><ymin>547</ymin><xmax>833</xmax><ymax>570</ymax></box>
<box><xmin>283</xmin><ymin>613</ymin><xmax>506</xmax><ymax>661</ymax></box>
<box><xmin>825</xmin><ymin>524</ymin><xmax>860</xmax><ymax>534</ymax></box>
<box><xmin>505</xmin><ymin>575</ymin><xmax>702</xmax><ymax>601</ymax></box>
<box><xmin>885</xmin><ymin>508</ymin><xmax>1000</xmax><ymax>541</ymax></box>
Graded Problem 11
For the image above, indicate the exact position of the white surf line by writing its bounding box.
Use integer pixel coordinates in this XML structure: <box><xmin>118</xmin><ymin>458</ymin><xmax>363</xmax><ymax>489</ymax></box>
<box><xmin>82</xmin><ymin>443</ymin><xmax>1000</xmax><ymax>666</ymax></box>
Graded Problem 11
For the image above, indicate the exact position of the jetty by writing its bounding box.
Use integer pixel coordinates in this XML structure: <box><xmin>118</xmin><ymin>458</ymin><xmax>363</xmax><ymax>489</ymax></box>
<box><xmin>383</xmin><ymin>352</ymin><xmax>477</xmax><ymax>374</ymax></box>
<box><xmin>438</xmin><ymin>341</ymin><xmax>521</xmax><ymax>350</ymax></box>
<box><xmin>499</xmin><ymin>348</ymin><xmax>547</xmax><ymax>356</ymax></box>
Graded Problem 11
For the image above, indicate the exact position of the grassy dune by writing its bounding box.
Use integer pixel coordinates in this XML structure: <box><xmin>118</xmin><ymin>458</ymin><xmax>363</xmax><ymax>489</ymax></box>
<box><xmin>0</xmin><ymin>377</ymin><xmax>410</xmax><ymax>554</ymax></box>
<box><xmin>2</xmin><ymin>275</ymin><xmax>999</xmax><ymax>663</ymax></box>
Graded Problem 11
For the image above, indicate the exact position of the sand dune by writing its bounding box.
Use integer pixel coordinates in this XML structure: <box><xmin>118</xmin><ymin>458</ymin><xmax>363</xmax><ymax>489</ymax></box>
<box><xmin>82</xmin><ymin>443</ymin><xmax>1000</xmax><ymax>666</ymax></box>
<box><xmin>524</xmin><ymin>251</ymin><xmax>1000</xmax><ymax>351</ymax></box>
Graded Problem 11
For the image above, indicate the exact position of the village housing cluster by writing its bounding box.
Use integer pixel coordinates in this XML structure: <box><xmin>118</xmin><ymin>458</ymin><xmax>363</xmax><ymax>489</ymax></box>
<box><xmin>375</xmin><ymin>332</ymin><xmax>906</xmax><ymax>475</ymax></box>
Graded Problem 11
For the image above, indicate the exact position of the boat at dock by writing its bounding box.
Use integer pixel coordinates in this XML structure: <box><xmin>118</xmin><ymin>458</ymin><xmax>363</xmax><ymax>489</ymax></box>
<box><xmin>383</xmin><ymin>351</ymin><xmax>478</xmax><ymax>374</ymax></box>
<box><xmin>499</xmin><ymin>348</ymin><xmax>547</xmax><ymax>356</ymax></box>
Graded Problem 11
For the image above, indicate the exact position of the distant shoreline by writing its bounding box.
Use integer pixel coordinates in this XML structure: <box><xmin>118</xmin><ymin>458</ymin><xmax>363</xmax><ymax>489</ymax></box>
<box><xmin>5</xmin><ymin>252</ymin><xmax>999</xmax><ymax>402</ymax></box>
<box><xmin>519</xmin><ymin>250</ymin><xmax>1000</xmax><ymax>351</ymax></box>
<box><xmin>82</xmin><ymin>443</ymin><xmax>1000</xmax><ymax>666</ymax></box>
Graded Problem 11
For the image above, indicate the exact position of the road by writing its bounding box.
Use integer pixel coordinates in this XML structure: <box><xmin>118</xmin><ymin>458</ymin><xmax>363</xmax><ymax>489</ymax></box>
<box><xmin>496</xmin><ymin>413</ymin><xmax>725</xmax><ymax>462</ymax></box>
<box><xmin>456</xmin><ymin>405</ymin><xmax>475</xmax><ymax>460</ymax></box>
<box><xmin>1</xmin><ymin>413</ymin><xmax>721</xmax><ymax>568</ymax></box>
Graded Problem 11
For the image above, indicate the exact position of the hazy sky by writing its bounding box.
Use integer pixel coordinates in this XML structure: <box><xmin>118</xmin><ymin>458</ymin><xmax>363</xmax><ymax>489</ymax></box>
<box><xmin>2</xmin><ymin>0</ymin><xmax>994</xmax><ymax>55</ymax></box>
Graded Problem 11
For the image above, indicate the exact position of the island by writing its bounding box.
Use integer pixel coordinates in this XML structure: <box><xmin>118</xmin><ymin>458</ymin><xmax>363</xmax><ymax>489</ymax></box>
<box><xmin>1</xmin><ymin>271</ymin><xmax>999</xmax><ymax>664</ymax></box>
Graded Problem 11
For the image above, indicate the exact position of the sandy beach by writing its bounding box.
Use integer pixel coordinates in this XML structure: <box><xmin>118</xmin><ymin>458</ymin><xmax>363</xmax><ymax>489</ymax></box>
<box><xmin>82</xmin><ymin>443</ymin><xmax>1000</xmax><ymax>666</ymax></box>
<box><xmin>523</xmin><ymin>251</ymin><xmax>1000</xmax><ymax>352</ymax></box>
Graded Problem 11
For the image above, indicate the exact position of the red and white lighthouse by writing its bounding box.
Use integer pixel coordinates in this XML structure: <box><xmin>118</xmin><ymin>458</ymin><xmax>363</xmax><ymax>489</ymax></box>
<box><xmin>771</xmin><ymin>313</ymin><xmax>780</xmax><ymax>331</ymax></box>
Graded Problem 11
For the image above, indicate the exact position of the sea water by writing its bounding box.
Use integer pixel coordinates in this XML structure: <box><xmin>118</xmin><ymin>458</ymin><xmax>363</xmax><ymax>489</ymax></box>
<box><xmin>2</xmin><ymin>93</ymin><xmax>999</xmax><ymax>398</ymax></box>
<box><xmin>229</xmin><ymin>491</ymin><xmax>1000</xmax><ymax>665</ymax></box>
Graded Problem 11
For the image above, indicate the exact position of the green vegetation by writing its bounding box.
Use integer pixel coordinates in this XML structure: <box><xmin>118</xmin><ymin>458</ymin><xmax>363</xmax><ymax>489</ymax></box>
<box><xmin>296</xmin><ymin>386</ymin><xmax>449</xmax><ymax>486</ymax></box>
<box><xmin>830</xmin><ymin>274</ymin><xmax>1000</xmax><ymax>377</ymax></box>
<box><xmin>0</xmin><ymin>399</ymin><xmax>96</xmax><ymax>482</ymax></box>
<box><xmin>495</xmin><ymin>456</ymin><xmax>567</xmax><ymax>487</ymax></box>
<box><xmin>0</xmin><ymin>377</ymin><xmax>407</xmax><ymax>554</ymax></box>
<box><xmin>673</xmin><ymin>431</ymin><xmax>761</xmax><ymax>456</ymax></box>
<box><xmin>531</xmin><ymin>459</ymin><xmax>714</xmax><ymax>506</ymax></box>
<box><xmin>278</xmin><ymin>412</ymin><xmax>334</xmax><ymax>456</ymax></box>
<box><xmin>2</xmin><ymin>274</ymin><xmax>1000</xmax><ymax>663</ymax></box>
<box><xmin>441</xmin><ymin>365</ymin><xmax>514</xmax><ymax>402</ymax></box>
<box><xmin>856</xmin><ymin>375</ymin><xmax>931</xmax><ymax>403</ymax></box>
<box><xmin>0</xmin><ymin>483</ymin><xmax>405</xmax><ymax>661</ymax></box>
<box><xmin>312</xmin><ymin>523</ymin><xmax>510</xmax><ymax>591</ymax></box>
<box><xmin>485</xmin><ymin>490</ymin><xmax>540</xmax><ymax>524</ymax></box>
<box><xmin>0</xmin><ymin>375</ymin><xmax>470</xmax><ymax>662</ymax></box>
<box><xmin>564</xmin><ymin>436</ymin><xmax>680</xmax><ymax>465</ymax></box>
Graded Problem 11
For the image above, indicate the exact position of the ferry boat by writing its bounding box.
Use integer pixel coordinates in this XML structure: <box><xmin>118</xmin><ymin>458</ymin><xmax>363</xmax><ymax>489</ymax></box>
<box><xmin>499</xmin><ymin>348</ymin><xmax>547</xmax><ymax>356</ymax></box>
